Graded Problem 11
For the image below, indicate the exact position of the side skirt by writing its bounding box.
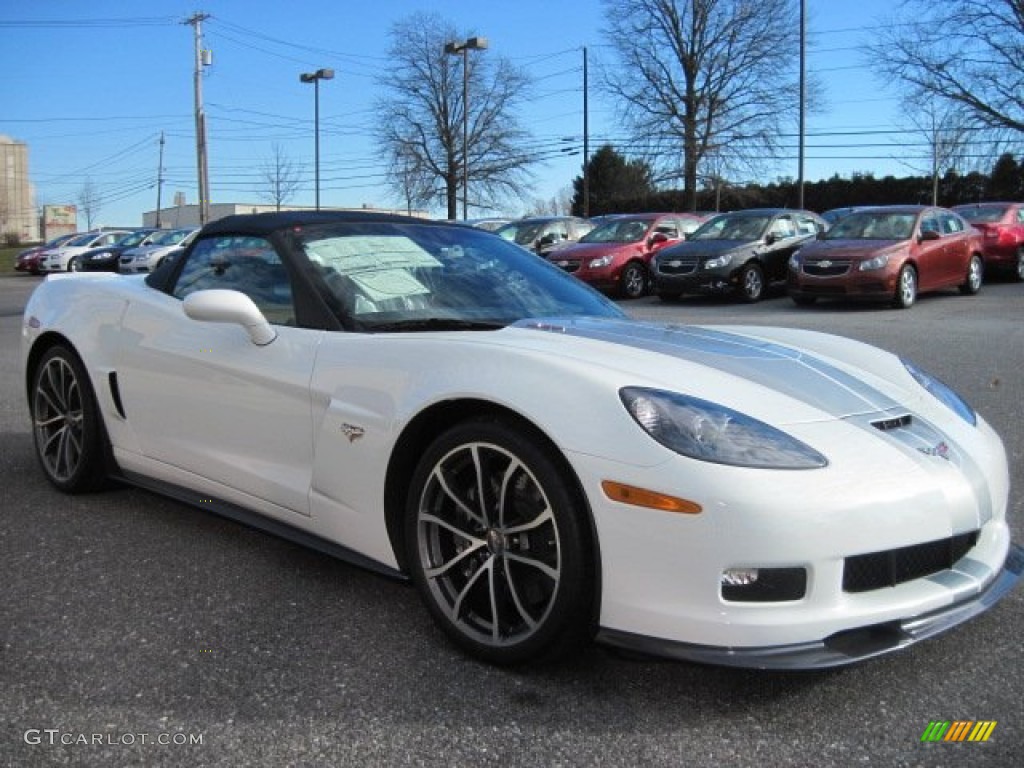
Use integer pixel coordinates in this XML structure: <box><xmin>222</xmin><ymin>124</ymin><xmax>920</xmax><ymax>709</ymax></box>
<box><xmin>116</xmin><ymin>469</ymin><xmax>408</xmax><ymax>582</ymax></box>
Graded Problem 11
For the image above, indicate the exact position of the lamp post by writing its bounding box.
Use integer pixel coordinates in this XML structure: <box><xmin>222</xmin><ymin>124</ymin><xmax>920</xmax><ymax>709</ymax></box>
<box><xmin>299</xmin><ymin>68</ymin><xmax>334</xmax><ymax>210</ymax></box>
<box><xmin>444</xmin><ymin>37</ymin><xmax>488</xmax><ymax>220</ymax></box>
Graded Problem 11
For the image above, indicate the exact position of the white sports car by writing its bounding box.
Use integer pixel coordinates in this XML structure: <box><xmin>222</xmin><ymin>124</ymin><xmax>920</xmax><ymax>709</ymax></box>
<box><xmin>21</xmin><ymin>211</ymin><xmax>1021</xmax><ymax>668</ymax></box>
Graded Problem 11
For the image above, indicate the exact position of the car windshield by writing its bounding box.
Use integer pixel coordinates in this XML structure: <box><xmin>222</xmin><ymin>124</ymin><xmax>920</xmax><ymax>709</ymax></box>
<box><xmin>67</xmin><ymin>232</ymin><xmax>100</xmax><ymax>247</ymax></box>
<box><xmin>579</xmin><ymin>217</ymin><xmax>652</xmax><ymax>244</ymax></box>
<box><xmin>689</xmin><ymin>214</ymin><xmax>772</xmax><ymax>241</ymax></box>
<box><xmin>955</xmin><ymin>205</ymin><xmax>1009</xmax><ymax>223</ymax></box>
<box><xmin>117</xmin><ymin>230</ymin><xmax>153</xmax><ymax>247</ymax></box>
<box><xmin>826</xmin><ymin>212</ymin><xmax>917</xmax><ymax>240</ymax></box>
<box><xmin>296</xmin><ymin>221</ymin><xmax>624</xmax><ymax>331</ymax></box>
<box><xmin>153</xmin><ymin>229</ymin><xmax>193</xmax><ymax>245</ymax></box>
<box><xmin>495</xmin><ymin>221</ymin><xmax>545</xmax><ymax>245</ymax></box>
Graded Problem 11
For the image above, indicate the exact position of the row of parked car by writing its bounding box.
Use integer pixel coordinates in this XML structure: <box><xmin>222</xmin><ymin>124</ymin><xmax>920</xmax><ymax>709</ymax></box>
<box><xmin>489</xmin><ymin>201</ymin><xmax>1024</xmax><ymax>308</ymax></box>
<box><xmin>14</xmin><ymin>227</ymin><xmax>199</xmax><ymax>275</ymax></box>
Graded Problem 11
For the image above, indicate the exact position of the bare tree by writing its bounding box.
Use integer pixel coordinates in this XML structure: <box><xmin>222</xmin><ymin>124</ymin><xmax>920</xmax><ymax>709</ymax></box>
<box><xmin>374</xmin><ymin>11</ymin><xmax>536</xmax><ymax>220</ymax></box>
<box><xmin>77</xmin><ymin>178</ymin><xmax>101</xmax><ymax>230</ymax></box>
<box><xmin>602</xmin><ymin>0</ymin><xmax>802</xmax><ymax>210</ymax></box>
<box><xmin>897</xmin><ymin>101</ymin><xmax>973</xmax><ymax>205</ymax></box>
<box><xmin>870</xmin><ymin>1</ymin><xmax>1024</xmax><ymax>137</ymax></box>
<box><xmin>259</xmin><ymin>143</ymin><xmax>302</xmax><ymax>211</ymax></box>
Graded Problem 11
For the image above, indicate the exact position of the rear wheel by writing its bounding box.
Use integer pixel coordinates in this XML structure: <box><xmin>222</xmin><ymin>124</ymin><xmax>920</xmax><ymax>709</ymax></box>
<box><xmin>31</xmin><ymin>345</ymin><xmax>109</xmax><ymax>492</ymax></box>
<box><xmin>893</xmin><ymin>264</ymin><xmax>917</xmax><ymax>309</ymax></box>
<box><xmin>959</xmin><ymin>254</ymin><xmax>983</xmax><ymax>295</ymax></box>
<box><xmin>405</xmin><ymin>418</ymin><xmax>595</xmax><ymax>665</ymax></box>
<box><xmin>620</xmin><ymin>262</ymin><xmax>648</xmax><ymax>299</ymax></box>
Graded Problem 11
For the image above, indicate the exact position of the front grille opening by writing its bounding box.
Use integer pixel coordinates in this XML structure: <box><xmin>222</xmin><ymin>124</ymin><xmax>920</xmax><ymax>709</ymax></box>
<box><xmin>843</xmin><ymin>531</ymin><xmax>979</xmax><ymax>593</ymax></box>
<box><xmin>872</xmin><ymin>414</ymin><xmax>912</xmax><ymax>431</ymax></box>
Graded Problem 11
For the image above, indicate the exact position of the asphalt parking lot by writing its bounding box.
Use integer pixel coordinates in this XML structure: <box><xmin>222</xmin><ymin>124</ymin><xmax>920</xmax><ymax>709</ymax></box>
<box><xmin>1</xmin><ymin>274</ymin><xmax>1021</xmax><ymax>767</ymax></box>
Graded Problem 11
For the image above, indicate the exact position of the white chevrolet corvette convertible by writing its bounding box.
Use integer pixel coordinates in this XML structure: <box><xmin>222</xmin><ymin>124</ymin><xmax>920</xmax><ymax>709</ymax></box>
<box><xmin>22</xmin><ymin>212</ymin><xmax>1021</xmax><ymax>668</ymax></box>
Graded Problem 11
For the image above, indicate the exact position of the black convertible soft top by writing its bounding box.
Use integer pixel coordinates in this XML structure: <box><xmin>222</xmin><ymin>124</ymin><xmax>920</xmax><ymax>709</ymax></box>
<box><xmin>197</xmin><ymin>210</ymin><xmax>440</xmax><ymax>238</ymax></box>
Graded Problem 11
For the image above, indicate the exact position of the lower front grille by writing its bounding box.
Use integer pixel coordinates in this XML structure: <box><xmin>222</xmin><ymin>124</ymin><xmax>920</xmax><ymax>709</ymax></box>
<box><xmin>843</xmin><ymin>531</ymin><xmax>979</xmax><ymax>593</ymax></box>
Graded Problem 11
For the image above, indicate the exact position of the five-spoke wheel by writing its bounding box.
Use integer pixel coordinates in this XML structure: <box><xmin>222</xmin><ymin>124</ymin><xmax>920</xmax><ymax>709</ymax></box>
<box><xmin>406</xmin><ymin>419</ymin><xmax>593</xmax><ymax>664</ymax></box>
<box><xmin>893</xmin><ymin>264</ymin><xmax>917</xmax><ymax>309</ymax></box>
<box><xmin>31</xmin><ymin>345</ymin><xmax>107</xmax><ymax>492</ymax></box>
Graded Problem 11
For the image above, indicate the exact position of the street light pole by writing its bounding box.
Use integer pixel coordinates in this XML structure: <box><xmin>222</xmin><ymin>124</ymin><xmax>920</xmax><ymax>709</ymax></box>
<box><xmin>300</xmin><ymin>68</ymin><xmax>334</xmax><ymax>210</ymax></box>
<box><xmin>444</xmin><ymin>37</ymin><xmax>488</xmax><ymax>220</ymax></box>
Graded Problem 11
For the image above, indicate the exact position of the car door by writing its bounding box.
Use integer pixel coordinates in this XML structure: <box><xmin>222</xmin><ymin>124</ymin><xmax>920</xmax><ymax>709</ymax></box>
<box><xmin>938</xmin><ymin>212</ymin><xmax>971</xmax><ymax>286</ymax></box>
<box><xmin>914</xmin><ymin>211</ymin><xmax>948</xmax><ymax>290</ymax></box>
<box><xmin>115</xmin><ymin>233</ymin><xmax>321</xmax><ymax>517</ymax></box>
<box><xmin>763</xmin><ymin>215</ymin><xmax>801</xmax><ymax>280</ymax></box>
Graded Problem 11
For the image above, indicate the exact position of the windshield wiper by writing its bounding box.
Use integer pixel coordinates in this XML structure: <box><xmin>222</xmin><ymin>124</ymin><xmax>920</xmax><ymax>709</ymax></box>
<box><xmin>368</xmin><ymin>318</ymin><xmax>506</xmax><ymax>332</ymax></box>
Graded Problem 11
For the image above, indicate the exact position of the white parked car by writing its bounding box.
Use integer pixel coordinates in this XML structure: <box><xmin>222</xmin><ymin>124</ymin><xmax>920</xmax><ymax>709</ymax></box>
<box><xmin>39</xmin><ymin>230</ymin><xmax>132</xmax><ymax>272</ymax></box>
<box><xmin>21</xmin><ymin>211</ymin><xmax>1021</xmax><ymax>667</ymax></box>
<box><xmin>119</xmin><ymin>227</ymin><xmax>198</xmax><ymax>273</ymax></box>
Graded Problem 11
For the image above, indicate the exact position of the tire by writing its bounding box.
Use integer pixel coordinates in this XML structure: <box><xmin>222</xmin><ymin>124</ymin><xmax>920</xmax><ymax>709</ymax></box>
<box><xmin>405</xmin><ymin>418</ymin><xmax>595</xmax><ymax>665</ymax></box>
<box><xmin>67</xmin><ymin>257</ymin><xmax>80</xmax><ymax>272</ymax></box>
<box><xmin>791</xmin><ymin>294</ymin><xmax>817</xmax><ymax>307</ymax></box>
<box><xmin>30</xmin><ymin>345</ymin><xmax>109</xmax><ymax>493</ymax></box>
<box><xmin>619</xmin><ymin>262</ymin><xmax>648</xmax><ymax>299</ymax></box>
<box><xmin>893</xmin><ymin>264</ymin><xmax>917</xmax><ymax>309</ymax></box>
<box><xmin>959</xmin><ymin>254</ymin><xmax>983</xmax><ymax>295</ymax></box>
<box><xmin>1014</xmin><ymin>247</ymin><xmax>1024</xmax><ymax>283</ymax></box>
<box><xmin>737</xmin><ymin>262</ymin><xmax>765</xmax><ymax>302</ymax></box>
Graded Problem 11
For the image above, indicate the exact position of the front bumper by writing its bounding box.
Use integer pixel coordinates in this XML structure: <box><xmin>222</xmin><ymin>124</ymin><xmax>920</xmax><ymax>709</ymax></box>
<box><xmin>654</xmin><ymin>265</ymin><xmax>735</xmax><ymax>294</ymax></box>
<box><xmin>598</xmin><ymin>542</ymin><xmax>1023</xmax><ymax>669</ymax></box>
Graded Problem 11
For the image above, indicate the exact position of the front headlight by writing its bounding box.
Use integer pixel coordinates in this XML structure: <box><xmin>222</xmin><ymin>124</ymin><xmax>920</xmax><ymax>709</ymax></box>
<box><xmin>788</xmin><ymin>250</ymin><xmax>802</xmax><ymax>269</ymax></box>
<box><xmin>620</xmin><ymin>387</ymin><xmax>828</xmax><ymax>469</ymax></box>
<box><xmin>589</xmin><ymin>254</ymin><xmax>613</xmax><ymax>268</ymax></box>
<box><xmin>902</xmin><ymin>359</ymin><xmax>977</xmax><ymax>426</ymax></box>
<box><xmin>858</xmin><ymin>253</ymin><xmax>890</xmax><ymax>271</ymax></box>
<box><xmin>704</xmin><ymin>252</ymin><xmax>734</xmax><ymax>269</ymax></box>
<box><xmin>89</xmin><ymin>251</ymin><xmax>111</xmax><ymax>260</ymax></box>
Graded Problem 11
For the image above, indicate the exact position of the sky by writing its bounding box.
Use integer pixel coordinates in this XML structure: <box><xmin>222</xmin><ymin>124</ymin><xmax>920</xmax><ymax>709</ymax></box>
<box><xmin>1</xmin><ymin>0</ymin><xmax>926</xmax><ymax>227</ymax></box>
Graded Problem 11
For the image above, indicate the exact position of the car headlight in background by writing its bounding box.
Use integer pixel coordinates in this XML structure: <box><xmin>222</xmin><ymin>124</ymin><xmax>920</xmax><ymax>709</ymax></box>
<box><xmin>704</xmin><ymin>253</ymin><xmax>734</xmax><ymax>269</ymax></box>
<box><xmin>588</xmin><ymin>254</ymin><xmax>613</xmax><ymax>268</ymax></box>
<box><xmin>858</xmin><ymin>253</ymin><xmax>890</xmax><ymax>271</ymax></box>
<box><xmin>901</xmin><ymin>358</ymin><xmax>977</xmax><ymax>426</ymax></box>
<box><xmin>620</xmin><ymin>387</ymin><xmax>828</xmax><ymax>469</ymax></box>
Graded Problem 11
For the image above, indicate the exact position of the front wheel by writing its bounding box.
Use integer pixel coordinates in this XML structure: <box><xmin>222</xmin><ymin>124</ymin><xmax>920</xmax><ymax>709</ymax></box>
<box><xmin>737</xmin><ymin>263</ymin><xmax>765</xmax><ymax>302</ymax></box>
<box><xmin>959</xmin><ymin>254</ymin><xmax>983</xmax><ymax>295</ymax></box>
<box><xmin>30</xmin><ymin>345</ymin><xmax>109</xmax><ymax>492</ymax></box>
<box><xmin>405</xmin><ymin>418</ymin><xmax>595</xmax><ymax>665</ymax></box>
<box><xmin>619</xmin><ymin>262</ymin><xmax>648</xmax><ymax>299</ymax></box>
<box><xmin>67</xmin><ymin>257</ymin><xmax>81</xmax><ymax>272</ymax></box>
<box><xmin>893</xmin><ymin>264</ymin><xmax>917</xmax><ymax>309</ymax></box>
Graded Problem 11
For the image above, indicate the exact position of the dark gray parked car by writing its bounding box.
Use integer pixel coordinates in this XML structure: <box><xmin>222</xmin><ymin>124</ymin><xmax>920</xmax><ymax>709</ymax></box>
<box><xmin>651</xmin><ymin>208</ymin><xmax>827</xmax><ymax>302</ymax></box>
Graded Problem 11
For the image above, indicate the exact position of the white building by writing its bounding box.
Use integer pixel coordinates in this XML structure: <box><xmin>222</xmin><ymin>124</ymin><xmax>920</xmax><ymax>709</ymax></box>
<box><xmin>0</xmin><ymin>135</ymin><xmax>40</xmax><ymax>243</ymax></box>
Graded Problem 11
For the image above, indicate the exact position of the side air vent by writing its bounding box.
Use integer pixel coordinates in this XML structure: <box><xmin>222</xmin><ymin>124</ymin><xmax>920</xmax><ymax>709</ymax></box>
<box><xmin>108</xmin><ymin>372</ymin><xmax>127</xmax><ymax>419</ymax></box>
<box><xmin>872</xmin><ymin>414</ymin><xmax>912</xmax><ymax>431</ymax></box>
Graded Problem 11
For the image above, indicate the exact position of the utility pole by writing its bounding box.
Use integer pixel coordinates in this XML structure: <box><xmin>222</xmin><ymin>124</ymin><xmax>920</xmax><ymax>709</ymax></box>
<box><xmin>155</xmin><ymin>132</ymin><xmax>165</xmax><ymax>228</ymax></box>
<box><xmin>797</xmin><ymin>0</ymin><xmax>806</xmax><ymax>209</ymax></box>
<box><xmin>185</xmin><ymin>12</ymin><xmax>211</xmax><ymax>225</ymax></box>
<box><xmin>582</xmin><ymin>46</ymin><xmax>590</xmax><ymax>218</ymax></box>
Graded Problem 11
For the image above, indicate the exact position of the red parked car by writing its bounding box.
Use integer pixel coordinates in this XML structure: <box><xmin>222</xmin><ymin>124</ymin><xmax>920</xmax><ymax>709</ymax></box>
<box><xmin>787</xmin><ymin>205</ymin><xmax>985</xmax><ymax>309</ymax></box>
<box><xmin>952</xmin><ymin>202</ymin><xmax>1024</xmax><ymax>281</ymax></box>
<box><xmin>546</xmin><ymin>213</ymin><xmax>705</xmax><ymax>298</ymax></box>
<box><xmin>14</xmin><ymin>233</ymin><xmax>78</xmax><ymax>274</ymax></box>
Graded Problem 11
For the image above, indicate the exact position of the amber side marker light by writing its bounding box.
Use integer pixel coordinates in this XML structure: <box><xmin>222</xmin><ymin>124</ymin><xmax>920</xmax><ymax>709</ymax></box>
<box><xmin>601</xmin><ymin>481</ymin><xmax>702</xmax><ymax>514</ymax></box>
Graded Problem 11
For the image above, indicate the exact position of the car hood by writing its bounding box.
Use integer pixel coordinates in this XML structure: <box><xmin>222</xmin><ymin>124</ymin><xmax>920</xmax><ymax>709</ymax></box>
<box><xmin>658</xmin><ymin>239</ymin><xmax>756</xmax><ymax>259</ymax></box>
<box><xmin>799</xmin><ymin>239</ymin><xmax>904</xmax><ymax>260</ymax></box>
<box><xmin>548</xmin><ymin>241</ymin><xmax>638</xmax><ymax>260</ymax></box>
<box><xmin>506</xmin><ymin>316</ymin><xmax>909</xmax><ymax>424</ymax></box>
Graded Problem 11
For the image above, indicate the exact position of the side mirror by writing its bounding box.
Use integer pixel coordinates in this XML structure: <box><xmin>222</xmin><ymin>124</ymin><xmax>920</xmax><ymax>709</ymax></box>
<box><xmin>648</xmin><ymin>232</ymin><xmax>669</xmax><ymax>246</ymax></box>
<box><xmin>816</xmin><ymin>230</ymin><xmax>826</xmax><ymax>240</ymax></box>
<box><xmin>183</xmin><ymin>289</ymin><xmax>277</xmax><ymax>346</ymax></box>
<box><xmin>765</xmin><ymin>232</ymin><xmax>778</xmax><ymax>245</ymax></box>
<box><xmin>919</xmin><ymin>229</ymin><xmax>941</xmax><ymax>242</ymax></box>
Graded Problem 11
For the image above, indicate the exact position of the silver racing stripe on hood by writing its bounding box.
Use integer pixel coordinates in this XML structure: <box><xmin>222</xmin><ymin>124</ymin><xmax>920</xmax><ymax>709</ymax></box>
<box><xmin>515</xmin><ymin>317</ymin><xmax>901</xmax><ymax>418</ymax></box>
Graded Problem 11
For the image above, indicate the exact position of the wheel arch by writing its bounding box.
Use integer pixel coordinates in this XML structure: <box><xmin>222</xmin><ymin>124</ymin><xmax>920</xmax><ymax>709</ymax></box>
<box><xmin>383</xmin><ymin>397</ymin><xmax>602</xmax><ymax>619</ymax></box>
<box><xmin>24</xmin><ymin>331</ymin><xmax>77</xmax><ymax>404</ymax></box>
